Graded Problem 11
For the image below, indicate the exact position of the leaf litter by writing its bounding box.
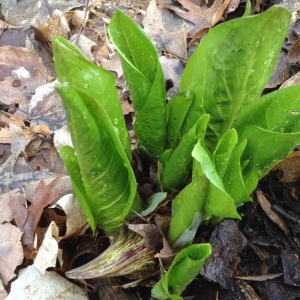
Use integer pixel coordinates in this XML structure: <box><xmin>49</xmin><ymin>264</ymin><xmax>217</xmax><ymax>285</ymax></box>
<box><xmin>1</xmin><ymin>0</ymin><xmax>300</xmax><ymax>299</ymax></box>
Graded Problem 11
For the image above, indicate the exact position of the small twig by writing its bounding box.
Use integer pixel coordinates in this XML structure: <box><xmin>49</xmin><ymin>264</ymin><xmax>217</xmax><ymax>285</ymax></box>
<box><xmin>29</xmin><ymin>109</ymin><xmax>65</xmax><ymax>121</ymax></box>
<box><xmin>75</xmin><ymin>0</ymin><xmax>90</xmax><ymax>46</ymax></box>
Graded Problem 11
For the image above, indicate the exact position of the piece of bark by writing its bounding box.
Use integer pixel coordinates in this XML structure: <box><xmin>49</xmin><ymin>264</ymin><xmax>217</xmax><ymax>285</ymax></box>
<box><xmin>201</xmin><ymin>219</ymin><xmax>247</xmax><ymax>289</ymax></box>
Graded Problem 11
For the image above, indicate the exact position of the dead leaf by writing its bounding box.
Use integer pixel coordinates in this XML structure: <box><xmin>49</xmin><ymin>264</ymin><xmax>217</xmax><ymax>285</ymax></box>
<box><xmin>101</xmin><ymin>52</ymin><xmax>124</xmax><ymax>78</ymax></box>
<box><xmin>6</xmin><ymin>265</ymin><xmax>88</xmax><ymax>300</ymax></box>
<box><xmin>0</xmin><ymin>280</ymin><xmax>8</xmax><ymax>299</ymax></box>
<box><xmin>69</xmin><ymin>34</ymin><xmax>97</xmax><ymax>61</ymax></box>
<box><xmin>53</xmin><ymin>125</ymin><xmax>73</xmax><ymax>149</ymax></box>
<box><xmin>0</xmin><ymin>127</ymin><xmax>12</xmax><ymax>143</ymax></box>
<box><xmin>21</xmin><ymin>176</ymin><xmax>61</xmax><ymax>260</ymax></box>
<box><xmin>0</xmin><ymin>223</ymin><xmax>23</xmax><ymax>285</ymax></box>
<box><xmin>236</xmin><ymin>273</ymin><xmax>283</xmax><ymax>281</ymax></box>
<box><xmin>52</xmin><ymin>194</ymin><xmax>87</xmax><ymax>239</ymax></box>
<box><xmin>37</xmin><ymin>10</ymin><xmax>71</xmax><ymax>43</ymax></box>
<box><xmin>0</xmin><ymin>176</ymin><xmax>73</xmax><ymax>222</ymax></box>
<box><xmin>266</xmin><ymin>51</ymin><xmax>290</xmax><ymax>88</ymax></box>
<box><xmin>159</xmin><ymin>56</ymin><xmax>185</xmax><ymax>97</ymax></box>
<box><xmin>0</xmin><ymin>112</ymin><xmax>25</xmax><ymax>128</ymax></box>
<box><xmin>0</xmin><ymin>123</ymin><xmax>31</xmax><ymax>193</ymax></box>
<box><xmin>256</xmin><ymin>191</ymin><xmax>290</xmax><ymax>236</ymax></box>
<box><xmin>274</xmin><ymin>151</ymin><xmax>300</xmax><ymax>183</ymax></box>
<box><xmin>226</xmin><ymin>0</ymin><xmax>241</xmax><ymax>14</ymax></box>
<box><xmin>143</xmin><ymin>0</ymin><xmax>187</xmax><ymax>60</ymax></box>
<box><xmin>0</xmin><ymin>123</ymin><xmax>58</xmax><ymax>193</ymax></box>
<box><xmin>121</xmin><ymin>100</ymin><xmax>134</xmax><ymax>115</ymax></box>
<box><xmin>30</xmin><ymin>124</ymin><xmax>52</xmax><ymax>139</ymax></box>
<box><xmin>9</xmin><ymin>195</ymin><xmax>28</xmax><ymax>229</ymax></box>
<box><xmin>288</xmin><ymin>37</ymin><xmax>300</xmax><ymax>64</ymax></box>
<box><xmin>0</xmin><ymin>46</ymin><xmax>47</xmax><ymax>120</ymax></box>
<box><xmin>29</xmin><ymin>81</ymin><xmax>67</xmax><ymax>131</ymax></box>
<box><xmin>167</xmin><ymin>0</ymin><xmax>230</xmax><ymax>38</ymax></box>
<box><xmin>0</xmin><ymin>0</ymin><xmax>82</xmax><ymax>29</ymax></box>
<box><xmin>280</xmin><ymin>71</ymin><xmax>300</xmax><ymax>88</ymax></box>
<box><xmin>34</xmin><ymin>222</ymin><xmax>59</xmax><ymax>274</ymax></box>
<box><xmin>0</xmin><ymin>20</ymin><xmax>21</xmax><ymax>29</ymax></box>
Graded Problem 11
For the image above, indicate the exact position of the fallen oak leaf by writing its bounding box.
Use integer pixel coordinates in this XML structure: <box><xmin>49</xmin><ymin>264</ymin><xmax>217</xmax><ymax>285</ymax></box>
<box><xmin>0</xmin><ymin>223</ymin><xmax>23</xmax><ymax>285</ymax></box>
<box><xmin>9</xmin><ymin>193</ymin><xmax>28</xmax><ymax>229</ymax></box>
<box><xmin>168</xmin><ymin>0</ymin><xmax>230</xmax><ymax>39</ymax></box>
<box><xmin>21</xmin><ymin>176</ymin><xmax>61</xmax><ymax>260</ymax></box>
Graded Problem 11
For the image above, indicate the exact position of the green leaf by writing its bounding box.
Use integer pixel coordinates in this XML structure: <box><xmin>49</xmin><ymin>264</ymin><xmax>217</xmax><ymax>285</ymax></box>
<box><xmin>166</xmin><ymin>90</ymin><xmax>194</xmax><ymax>149</ymax></box>
<box><xmin>222</xmin><ymin>139</ymin><xmax>253</xmax><ymax>204</ymax></box>
<box><xmin>59</xmin><ymin>146</ymin><xmax>96</xmax><ymax>231</ymax></box>
<box><xmin>55</xmin><ymin>84</ymin><xmax>137</xmax><ymax>234</ymax></box>
<box><xmin>140</xmin><ymin>192</ymin><xmax>167</xmax><ymax>216</ymax></box>
<box><xmin>180</xmin><ymin>6</ymin><xmax>291</xmax><ymax>149</ymax></box>
<box><xmin>52</xmin><ymin>36</ymin><xmax>131</xmax><ymax>160</ymax></box>
<box><xmin>171</xmin><ymin>212</ymin><xmax>202</xmax><ymax>251</ymax></box>
<box><xmin>168</xmin><ymin>176</ymin><xmax>209</xmax><ymax>246</ymax></box>
<box><xmin>243</xmin><ymin>0</ymin><xmax>251</xmax><ymax>17</ymax></box>
<box><xmin>212</xmin><ymin>129</ymin><xmax>252</xmax><ymax>204</ymax></box>
<box><xmin>192</xmin><ymin>140</ymin><xmax>240</xmax><ymax>219</ymax></box>
<box><xmin>151</xmin><ymin>244</ymin><xmax>212</xmax><ymax>300</ymax></box>
<box><xmin>235</xmin><ymin>85</ymin><xmax>300</xmax><ymax>179</ymax></box>
<box><xmin>108</xmin><ymin>10</ymin><xmax>167</xmax><ymax>157</ymax></box>
<box><xmin>161</xmin><ymin>115</ymin><xmax>210</xmax><ymax>191</ymax></box>
<box><xmin>213</xmin><ymin>128</ymin><xmax>238</xmax><ymax>178</ymax></box>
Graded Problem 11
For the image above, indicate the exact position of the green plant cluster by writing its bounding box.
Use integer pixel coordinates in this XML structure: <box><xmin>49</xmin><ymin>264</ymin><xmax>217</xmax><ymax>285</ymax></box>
<box><xmin>53</xmin><ymin>5</ymin><xmax>300</xmax><ymax>299</ymax></box>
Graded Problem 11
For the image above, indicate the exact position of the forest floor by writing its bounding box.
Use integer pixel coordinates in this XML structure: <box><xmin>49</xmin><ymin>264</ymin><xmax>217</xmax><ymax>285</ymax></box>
<box><xmin>1</xmin><ymin>0</ymin><xmax>300</xmax><ymax>299</ymax></box>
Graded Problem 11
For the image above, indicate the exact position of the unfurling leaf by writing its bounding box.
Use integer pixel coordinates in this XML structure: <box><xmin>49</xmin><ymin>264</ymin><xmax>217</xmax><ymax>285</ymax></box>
<box><xmin>161</xmin><ymin>114</ymin><xmax>209</xmax><ymax>191</ymax></box>
<box><xmin>66</xmin><ymin>226</ymin><xmax>163</xmax><ymax>280</ymax></box>
<box><xmin>109</xmin><ymin>10</ymin><xmax>167</xmax><ymax>158</ymax></box>
<box><xmin>152</xmin><ymin>244</ymin><xmax>212</xmax><ymax>300</ymax></box>
<box><xmin>52</xmin><ymin>37</ymin><xmax>139</xmax><ymax>234</ymax></box>
<box><xmin>55</xmin><ymin>83</ymin><xmax>137</xmax><ymax>234</ymax></box>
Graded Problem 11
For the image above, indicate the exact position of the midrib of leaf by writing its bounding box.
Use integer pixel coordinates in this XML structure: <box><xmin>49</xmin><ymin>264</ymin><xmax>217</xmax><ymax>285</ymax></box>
<box><xmin>118</xmin><ymin>22</ymin><xmax>153</xmax><ymax>84</ymax></box>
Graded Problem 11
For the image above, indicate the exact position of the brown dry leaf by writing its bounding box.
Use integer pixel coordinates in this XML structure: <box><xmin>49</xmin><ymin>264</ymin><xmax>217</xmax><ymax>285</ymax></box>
<box><xmin>34</xmin><ymin>221</ymin><xmax>59</xmax><ymax>273</ymax></box>
<box><xmin>0</xmin><ymin>176</ymin><xmax>72</xmax><ymax>223</ymax></box>
<box><xmin>0</xmin><ymin>46</ymin><xmax>47</xmax><ymax>121</ymax></box>
<box><xmin>29</xmin><ymin>81</ymin><xmax>67</xmax><ymax>131</ymax></box>
<box><xmin>266</xmin><ymin>51</ymin><xmax>290</xmax><ymax>88</ymax></box>
<box><xmin>69</xmin><ymin>34</ymin><xmax>97</xmax><ymax>61</ymax></box>
<box><xmin>288</xmin><ymin>38</ymin><xmax>300</xmax><ymax>64</ymax></box>
<box><xmin>227</xmin><ymin>0</ymin><xmax>241</xmax><ymax>13</ymax></box>
<box><xmin>0</xmin><ymin>20</ymin><xmax>21</xmax><ymax>29</ymax></box>
<box><xmin>21</xmin><ymin>176</ymin><xmax>61</xmax><ymax>260</ymax></box>
<box><xmin>0</xmin><ymin>122</ymin><xmax>60</xmax><ymax>193</ymax></box>
<box><xmin>256</xmin><ymin>191</ymin><xmax>290</xmax><ymax>236</ymax></box>
<box><xmin>0</xmin><ymin>189</ymin><xmax>26</xmax><ymax>223</ymax></box>
<box><xmin>37</xmin><ymin>10</ymin><xmax>71</xmax><ymax>43</ymax></box>
<box><xmin>121</xmin><ymin>100</ymin><xmax>134</xmax><ymax>115</ymax></box>
<box><xmin>9</xmin><ymin>195</ymin><xmax>28</xmax><ymax>229</ymax></box>
<box><xmin>0</xmin><ymin>112</ymin><xmax>25</xmax><ymax>128</ymax></box>
<box><xmin>52</xmin><ymin>194</ymin><xmax>87</xmax><ymax>240</ymax></box>
<box><xmin>0</xmin><ymin>223</ymin><xmax>23</xmax><ymax>285</ymax></box>
<box><xmin>143</xmin><ymin>0</ymin><xmax>187</xmax><ymax>60</ymax></box>
<box><xmin>0</xmin><ymin>279</ymin><xmax>8</xmax><ymax>299</ymax></box>
<box><xmin>168</xmin><ymin>0</ymin><xmax>230</xmax><ymax>38</ymax></box>
<box><xmin>0</xmin><ymin>127</ymin><xmax>11</xmax><ymax>143</ymax></box>
<box><xmin>0</xmin><ymin>123</ymin><xmax>31</xmax><ymax>193</ymax></box>
<box><xmin>280</xmin><ymin>71</ymin><xmax>300</xmax><ymax>88</ymax></box>
<box><xmin>6</xmin><ymin>265</ymin><xmax>88</xmax><ymax>300</ymax></box>
<box><xmin>101</xmin><ymin>52</ymin><xmax>124</xmax><ymax>78</ymax></box>
<box><xmin>159</xmin><ymin>56</ymin><xmax>185</xmax><ymax>97</ymax></box>
<box><xmin>274</xmin><ymin>151</ymin><xmax>300</xmax><ymax>183</ymax></box>
<box><xmin>1</xmin><ymin>0</ymin><xmax>82</xmax><ymax>29</ymax></box>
